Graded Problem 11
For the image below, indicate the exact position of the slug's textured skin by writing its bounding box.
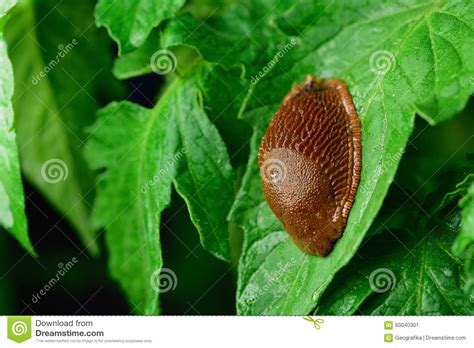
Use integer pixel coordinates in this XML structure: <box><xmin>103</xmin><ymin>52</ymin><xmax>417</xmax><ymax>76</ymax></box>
<box><xmin>258</xmin><ymin>76</ymin><xmax>361</xmax><ymax>257</ymax></box>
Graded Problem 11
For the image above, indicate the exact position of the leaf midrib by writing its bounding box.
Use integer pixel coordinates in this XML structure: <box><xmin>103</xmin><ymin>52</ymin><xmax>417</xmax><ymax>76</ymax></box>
<box><xmin>129</xmin><ymin>80</ymin><xmax>180</xmax><ymax>313</ymax></box>
<box><xmin>174</xmin><ymin>84</ymin><xmax>233</xmax><ymax>258</ymax></box>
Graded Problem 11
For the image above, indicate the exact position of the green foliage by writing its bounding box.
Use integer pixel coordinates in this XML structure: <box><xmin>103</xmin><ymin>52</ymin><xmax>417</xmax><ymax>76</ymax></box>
<box><xmin>453</xmin><ymin>182</ymin><xmax>474</xmax><ymax>296</ymax></box>
<box><xmin>318</xmin><ymin>177</ymin><xmax>474</xmax><ymax>315</ymax></box>
<box><xmin>85</xmin><ymin>67</ymin><xmax>235</xmax><ymax>313</ymax></box>
<box><xmin>113</xmin><ymin>31</ymin><xmax>162</xmax><ymax>79</ymax></box>
<box><xmin>321</xmin><ymin>221</ymin><xmax>473</xmax><ymax>315</ymax></box>
<box><xmin>164</xmin><ymin>0</ymin><xmax>474</xmax><ymax>314</ymax></box>
<box><xmin>427</xmin><ymin>168</ymin><xmax>474</xmax><ymax>299</ymax></box>
<box><xmin>1</xmin><ymin>0</ymin><xmax>473</xmax><ymax>315</ymax></box>
<box><xmin>95</xmin><ymin>0</ymin><xmax>186</xmax><ymax>54</ymax></box>
<box><xmin>5</xmin><ymin>0</ymin><xmax>123</xmax><ymax>254</ymax></box>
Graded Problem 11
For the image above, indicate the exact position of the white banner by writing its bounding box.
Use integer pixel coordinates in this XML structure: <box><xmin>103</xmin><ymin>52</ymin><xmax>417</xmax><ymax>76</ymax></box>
<box><xmin>0</xmin><ymin>316</ymin><xmax>472</xmax><ymax>347</ymax></box>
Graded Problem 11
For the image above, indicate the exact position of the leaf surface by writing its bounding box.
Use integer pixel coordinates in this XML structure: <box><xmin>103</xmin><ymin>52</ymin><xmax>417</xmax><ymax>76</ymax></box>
<box><xmin>95</xmin><ymin>0</ymin><xmax>186</xmax><ymax>54</ymax></box>
<box><xmin>113</xmin><ymin>31</ymin><xmax>161</xmax><ymax>79</ymax></box>
<box><xmin>318</xmin><ymin>217</ymin><xmax>474</xmax><ymax>315</ymax></box>
<box><xmin>0</xmin><ymin>0</ymin><xmax>34</xmax><ymax>253</ymax></box>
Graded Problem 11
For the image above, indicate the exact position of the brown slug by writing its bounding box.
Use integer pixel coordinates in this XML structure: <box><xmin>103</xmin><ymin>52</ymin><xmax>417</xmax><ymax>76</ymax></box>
<box><xmin>258</xmin><ymin>75</ymin><xmax>361</xmax><ymax>257</ymax></box>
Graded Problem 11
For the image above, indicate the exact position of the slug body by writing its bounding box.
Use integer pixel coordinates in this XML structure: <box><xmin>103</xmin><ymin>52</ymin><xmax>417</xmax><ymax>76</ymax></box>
<box><xmin>258</xmin><ymin>76</ymin><xmax>361</xmax><ymax>257</ymax></box>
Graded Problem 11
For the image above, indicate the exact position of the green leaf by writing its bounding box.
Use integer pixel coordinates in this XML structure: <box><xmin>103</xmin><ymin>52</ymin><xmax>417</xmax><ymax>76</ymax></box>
<box><xmin>235</xmin><ymin>1</ymin><xmax>473</xmax><ymax>315</ymax></box>
<box><xmin>318</xmin><ymin>166</ymin><xmax>474</xmax><ymax>315</ymax></box>
<box><xmin>95</xmin><ymin>0</ymin><xmax>186</xmax><ymax>55</ymax></box>
<box><xmin>197</xmin><ymin>65</ymin><xmax>252</xmax><ymax>165</ymax></box>
<box><xmin>162</xmin><ymin>11</ymin><xmax>258</xmax><ymax>68</ymax></box>
<box><xmin>5</xmin><ymin>0</ymin><xmax>123</xmax><ymax>254</ymax></box>
<box><xmin>172</xmin><ymin>79</ymin><xmax>235</xmax><ymax>261</ymax></box>
<box><xmin>453</xmin><ymin>182</ymin><xmax>474</xmax><ymax>297</ymax></box>
<box><xmin>85</xmin><ymin>68</ymin><xmax>234</xmax><ymax>313</ymax></box>
<box><xmin>166</xmin><ymin>0</ymin><xmax>474</xmax><ymax>314</ymax></box>
<box><xmin>318</xmin><ymin>217</ymin><xmax>473</xmax><ymax>315</ymax></box>
<box><xmin>424</xmin><ymin>168</ymin><xmax>474</xmax><ymax>296</ymax></box>
<box><xmin>0</xmin><ymin>0</ymin><xmax>34</xmax><ymax>253</ymax></box>
<box><xmin>113</xmin><ymin>30</ymin><xmax>161</xmax><ymax>79</ymax></box>
<box><xmin>86</xmin><ymin>101</ymin><xmax>176</xmax><ymax>314</ymax></box>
